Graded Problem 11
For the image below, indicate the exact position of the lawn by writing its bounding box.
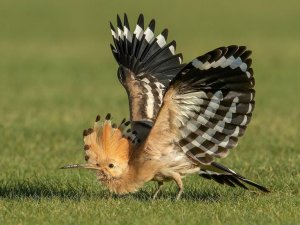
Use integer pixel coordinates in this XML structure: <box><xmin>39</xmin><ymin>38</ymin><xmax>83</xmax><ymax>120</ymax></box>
<box><xmin>0</xmin><ymin>0</ymin><xmax>299</xmax><ymax>224</ymax></box>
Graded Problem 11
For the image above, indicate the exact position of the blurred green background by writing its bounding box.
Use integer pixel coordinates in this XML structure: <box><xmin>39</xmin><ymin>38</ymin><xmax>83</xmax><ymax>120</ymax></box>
<box><xmin>0</xmin><ymin>0</ymin><xmax>299</xmax><ymax>224</ymax></box>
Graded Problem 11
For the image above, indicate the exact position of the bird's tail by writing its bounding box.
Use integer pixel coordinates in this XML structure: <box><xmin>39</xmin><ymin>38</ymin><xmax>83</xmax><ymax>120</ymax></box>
<box><xmin>199</xmin><ymin>162</ymin><xmax>270</xmax><ymax>192</ymax></box>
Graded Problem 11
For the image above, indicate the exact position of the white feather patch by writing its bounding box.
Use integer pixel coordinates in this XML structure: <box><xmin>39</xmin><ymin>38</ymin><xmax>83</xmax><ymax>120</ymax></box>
<box><xmin>134</xmin><ymin>25</ymin><xmax>143</xmax><ymax>40</ymax></box>
<box><xmin>246</xmin><ymin>71</ymin><xmax>251</xmax><ymax>78</ymax></box>
<box><xmin>185</xmin><ymin>120</ymin><xmax>199</xmax><ymax>133</ymax></box>
<box><xmin>169</xmin><ymin>45</ymin><xmax>175</xmax><ymax>55</ymax></box>
<box><xmin>232</xmin><ymin>126</ymin><xmax>240</xmax><ymax>137</ymax></box>
<box><xmin>213</xmin><ymin>56</ymin><xmax>227</xmax><ymax>68</ymax></box>
<box><xmin>142</xmin><ymin>82</ymin><xmax>154</xmax><ymax>119</ymax></box>
<box><xmin>181</xmin><ymin>143</ymin><xmax>194</xmax><ymax>153</ymax></box>
<box><xmin>117</xmin><ymin>28</ymin><xmax>124</xmax><ymax>40</ymax></box>
<box><xmin>111</xmin><ymin>30</ymin><xmax>118</xmax><ymax>40</ymax></box>
<box><xmin>124</xmin><ymin>26</ymin><xmax>132</xmax><ymax>42</ymax></box>
<box><xmin>144</xmin><ymin>27</ymin><xmax>154</xmax><ymax>43</ymax></box>
<box><xmin>230</xmin><ymin>57</ymin><xmax>242</xmax><ymax>69</ymax></box>
<box><xmin>223</xmin><ymin>56</ymin><xmax>235</xmax><ymax>67</ymax></box>
<box><xmin>247</xmin><ymin>104</ymin><xmax>252</xmax><ymax>114</ymax></box>
<box><xmin>192</xmin><ymin>59</ymin><xmax>203</xmax><ymax>68</ymax></box>
<box><xmin>191</xmin><ymin>136</ymin><xmax>206</xmax><ymax>147</ymax></box>
<box><xmin>202</xmin><ymin>129</ymin><xmax>217</xmax><ymax>141</ymax></box>
<box><xmin>154</xmin><ymin>81</ymin><xmax>165</xmax><ymax>101</ymax></box>
<box><xmin>233</xmin><ymin>97</ymin><xmax>239</xmax><ymax>103</ymax></box>
<box><xmin>179</xmin><ymin>56</ymin><xmax>183</xmax><ymax>64</ymax></box>
<box><xmin>218</xmin><ymin>138</ymin><xmax>230</xmax><ymax>148</ymax></box>
<box><xmin>223</xmin><ymin>111</ymin><xmax>233</xmax><ymax>123</ymax></box>
<box><xmin>204</xmin><ymin>145</ymin><xmax>219</xmax><ymax>155</ymax></box>
<box><xmin>195</xmin><ymin>152</ymin><xmax>207</xmax><ymax>158</ymax></box>
<box><xmin>156</xmin><ymin>34</ymin><xmax>166</xmax><ymax>47</ymax></box>
<box><xmin>240</xmin><ymin>62</ymin><xmax>247</xmax><ymax>71</ymax></box>
<box><xmin>240</xmin><ymin>115</ymin><xmax>248</xmax><ymax>126</ymax></box>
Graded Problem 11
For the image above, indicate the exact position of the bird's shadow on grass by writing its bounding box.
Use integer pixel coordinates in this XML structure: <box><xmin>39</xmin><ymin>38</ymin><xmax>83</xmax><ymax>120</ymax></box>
<box><xmin>0</xmin><ymin>178</ymin><xmax>220</xmax><ymax>202</ymax></box>
<box><xmin>131</xmin><ymin>189</ymin><xmax>221</xmax><ymax>202</ymax></box>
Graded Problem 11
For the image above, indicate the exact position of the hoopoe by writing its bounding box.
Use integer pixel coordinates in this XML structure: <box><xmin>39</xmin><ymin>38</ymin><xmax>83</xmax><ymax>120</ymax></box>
<box><xmin>61</xmin><ymin>14</ymin><xmax>269</xmax><ymax>199</ymax></box>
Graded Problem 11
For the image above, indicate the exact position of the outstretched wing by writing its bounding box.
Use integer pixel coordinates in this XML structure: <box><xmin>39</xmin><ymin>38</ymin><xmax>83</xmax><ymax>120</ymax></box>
<box><xmin>144</xmin><ymin>46</ymin><xmax>254</xmax><ymax>165</ymax></box>
<box><xmin>110</xmin><ymin>14</ymin><xmax>185</xmax><ymax>140</ymax></box>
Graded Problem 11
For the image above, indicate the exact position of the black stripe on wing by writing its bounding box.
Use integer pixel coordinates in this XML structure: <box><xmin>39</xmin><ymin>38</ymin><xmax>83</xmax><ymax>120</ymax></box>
<box><xmin>171</xmin><ymin>46</ymin><xmax>255</xmax><ymax>165</ymax></box>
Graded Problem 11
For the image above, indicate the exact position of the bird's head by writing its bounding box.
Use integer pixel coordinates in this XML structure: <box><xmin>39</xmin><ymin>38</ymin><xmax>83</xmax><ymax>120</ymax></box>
<box><xmin>61</xmin><ymin>113</ymin><xmax>139</xmax><ymax>184</ymax></box>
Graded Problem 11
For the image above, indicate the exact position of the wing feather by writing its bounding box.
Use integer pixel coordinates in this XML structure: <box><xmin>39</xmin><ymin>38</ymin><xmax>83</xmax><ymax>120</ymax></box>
<box><xmin>110</xmin><ymin>14</ymin><xmax>185</xmax><ymax>141</ymax></box>
<box><xmin>144</xmin><ymin>46</ymin><xmax>254</xmax><ymax>165</ymax></box>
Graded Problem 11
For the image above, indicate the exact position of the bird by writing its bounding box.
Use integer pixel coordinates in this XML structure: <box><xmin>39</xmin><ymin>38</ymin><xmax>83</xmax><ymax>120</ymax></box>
<box><xmin>61</xmin><ymin>13</ymin><xmax>269</xmax><ymax>200</ymax></box>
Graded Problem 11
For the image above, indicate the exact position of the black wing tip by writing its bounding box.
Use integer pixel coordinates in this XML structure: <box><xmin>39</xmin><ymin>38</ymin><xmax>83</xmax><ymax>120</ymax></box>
<box><xmin>117</xmin><ymin>14</ymin><xmax>123</xmax><ymax>29</ymax></box>
<box><xmin>137</xmin><ymin>14</ymin><xmax>144</xmax><ymax>29</ymax></box>
<box><xmin>161</xmin><ymin>28</ymin><xmax>168</xmax><ymax>39</ymax></box>
<box><xmin>148</xmin><ymin>19</ymin><xmax>155</xmax><ymax>30</ymax></box>
<box><xmin>228</xmin><ymin>45</ymin><xmax>239</xmax><ymax>50</ymax></box>
<box><xmin>172</xmin><ymin>40</ymin><xmax>177</xmax><ymax>50</ymax></box>
<box><xmin>241</xmin><ymin>50</ymin><xmax>252</xmax><ymax>61</ymax></box>
<box><xmin>239</xmin><ymin>45</ymin><xmax>247</xmax><ymax>51</ymax></box>
<box><xmin>110</xmin><ymin>43</ymin><xmax>115</xmax><ymax>50</ymax></box>
<box><xmin>110</xmin><ymin>21</ymin><xmax>115</xmax><ymax>31</ymax></box>
<box><xmin>124</xmin><ymin>13</ymin><xmax>130</xmax><ymax>29</ymax></box>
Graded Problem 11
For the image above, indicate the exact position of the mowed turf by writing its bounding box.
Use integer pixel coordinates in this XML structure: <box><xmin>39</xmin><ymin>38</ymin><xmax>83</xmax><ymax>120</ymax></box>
<box><xmin>0</xmin><ymin>0</ymin><xmax>299</xmax><ymax>224</ymax></box>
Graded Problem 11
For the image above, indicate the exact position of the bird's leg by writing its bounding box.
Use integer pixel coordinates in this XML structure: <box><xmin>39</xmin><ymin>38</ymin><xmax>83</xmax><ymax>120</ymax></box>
<box><xmin>152</xmin><ymin>181</ymin><xmax>163</xmax><ymax>200</ymax></box>
<box><xmin>170</xmin><ymin>173</ymin><xmax>183</xmax><ymax>200</ymax></box>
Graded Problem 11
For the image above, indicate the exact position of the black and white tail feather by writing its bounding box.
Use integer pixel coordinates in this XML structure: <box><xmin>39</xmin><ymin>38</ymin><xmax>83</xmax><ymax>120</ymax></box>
<box><xmin>200</xmin><ymin>162</ymin><xmax>269</xmax><ymax>192</ymax></box>
<box><xmin>110</xmin><ymin>14</ymin><xmax>185</xmax><ymax>141</ymax></box>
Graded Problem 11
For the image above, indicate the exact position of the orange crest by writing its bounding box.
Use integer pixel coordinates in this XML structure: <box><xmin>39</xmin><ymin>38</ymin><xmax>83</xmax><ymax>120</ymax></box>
<box><xmin>82</xmin><ymin>114</ymin><xmax>139</xmax><ymax>167</ymax></box>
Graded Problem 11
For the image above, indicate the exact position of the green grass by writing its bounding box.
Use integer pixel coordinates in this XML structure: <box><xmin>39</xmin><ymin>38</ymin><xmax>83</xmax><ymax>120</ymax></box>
<box><xmin>0</xmin><ymin>0</ymin><xmax>299</xmax><ymax>224</ymax></box>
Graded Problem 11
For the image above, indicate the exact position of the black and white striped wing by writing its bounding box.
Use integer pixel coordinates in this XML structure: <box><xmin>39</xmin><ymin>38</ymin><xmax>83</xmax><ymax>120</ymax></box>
<box><xmin>110</xmin><ymin>14</ymin><xmax>185</xmax><ymax>139</ymax></box>
<box><xmin>147</xmin><ymin>46</ymin><xmax>254</xmax><ymax>165</ymax></box>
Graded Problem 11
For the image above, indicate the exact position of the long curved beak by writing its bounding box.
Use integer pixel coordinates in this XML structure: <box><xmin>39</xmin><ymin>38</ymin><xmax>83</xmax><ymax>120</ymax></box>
<box><xmin>60</xmin><ymin>163</ymin><xmax>100</xmax><ymax>170</ymax></box>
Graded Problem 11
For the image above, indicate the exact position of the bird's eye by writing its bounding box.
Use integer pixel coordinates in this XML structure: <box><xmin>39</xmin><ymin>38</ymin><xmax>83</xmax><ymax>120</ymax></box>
<box><xmin>108</xmin><ymin>163</ymin><xmax>114</xmax><ymax>168</ymax></box>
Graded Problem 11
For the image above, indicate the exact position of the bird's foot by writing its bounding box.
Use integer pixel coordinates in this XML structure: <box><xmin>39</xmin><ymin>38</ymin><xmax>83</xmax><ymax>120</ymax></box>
<box><xmin>152</xmin><ymin>182</ymin><xmax>163</xmax><ymax>200</ymax></box>
<box><xmin>175</xmin><ymin>188</ymin><xmax>183</xmax><ymax>201</ymax></box>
